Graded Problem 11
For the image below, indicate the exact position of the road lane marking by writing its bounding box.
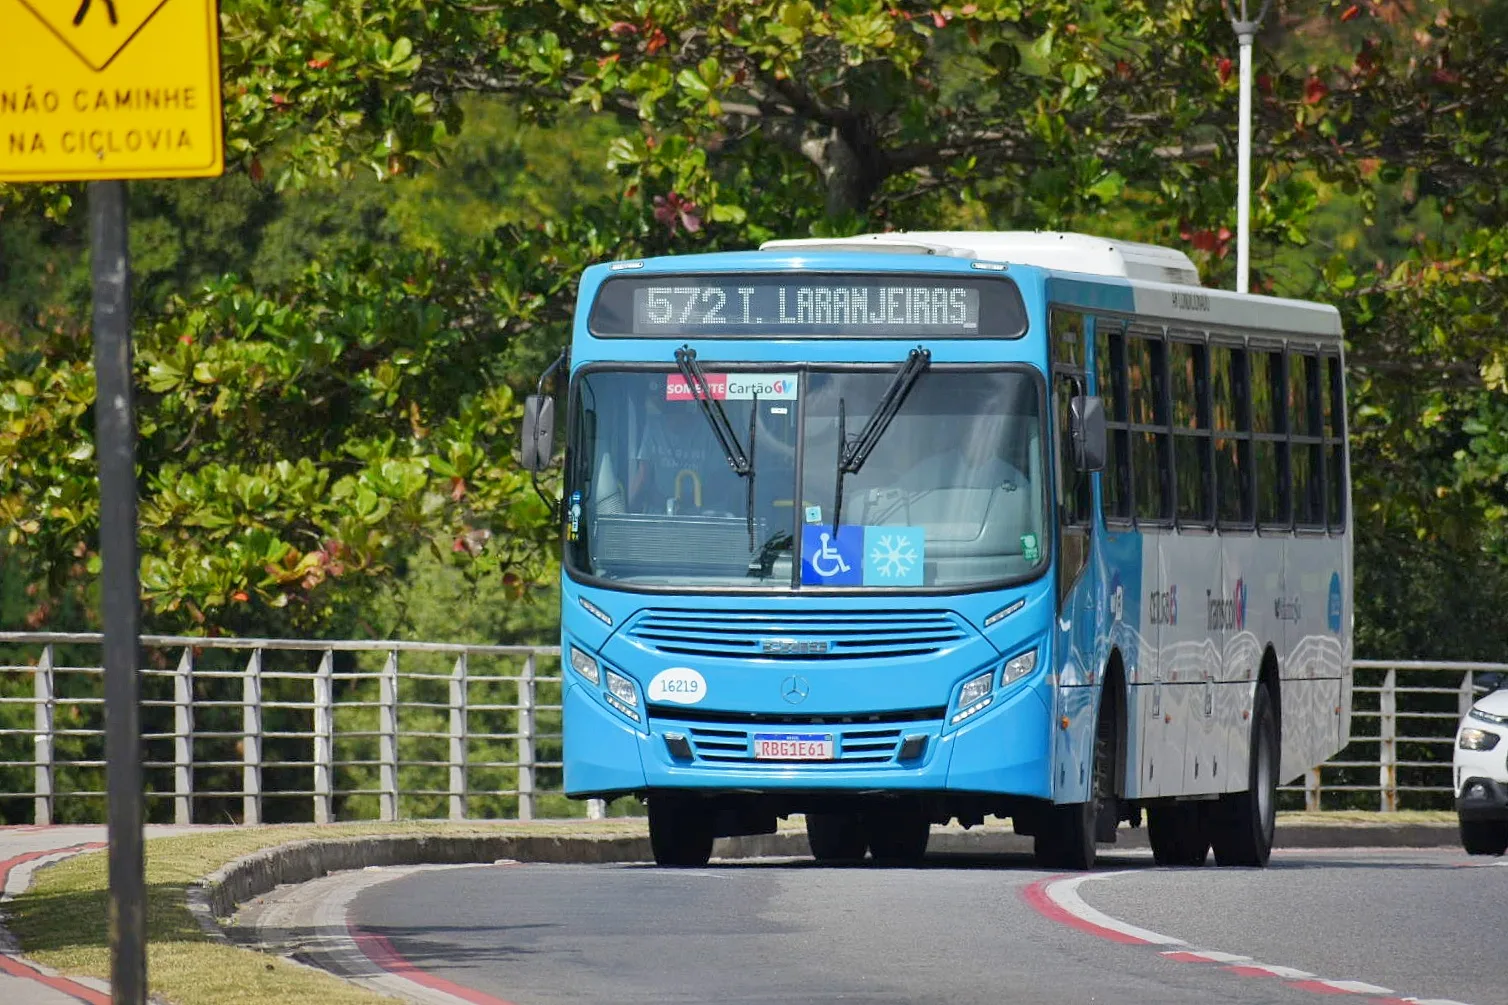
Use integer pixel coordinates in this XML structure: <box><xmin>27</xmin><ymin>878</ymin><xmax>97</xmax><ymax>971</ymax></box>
<box><xmin>1021</xmin><ymin>871</ymin><xmax>1186</xmax><ymax>945</ymax></box>
<box><xmin>1023</xmin><ymin>872</ymin><xmax>1475</xmax><ymax>1005</ymax></box>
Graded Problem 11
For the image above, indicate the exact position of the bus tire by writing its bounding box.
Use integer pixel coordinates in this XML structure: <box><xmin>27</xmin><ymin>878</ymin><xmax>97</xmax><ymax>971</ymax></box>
<box><xmin>648</xmin><ymin>796</ymin><xmax>715</xmax><ymax>867</ymax></box>
<box><xmin>1147</xmin><ymin>803</ymin><xmax>1210</xmax><ymax>867</ymax></box>
<box><xmin>864</xmin><ymin>804</ymin><xmax>930</xmax><ymax>865</ymax></box>
<box><xmin>1211</xmin><ymin>684</ymin><xmax>1278</xmax><ymax>867</ymax></box>
<box><xmin>1459</xmin><ymin>819</ymin><xmax>1508</xmax><ymax>856</ymax></box>
<box><xmin>1033</xmin><ymin>690</ymin><xmax>1116</xmax><ymax>870</ymax></box>
<box><xmin>806</xmin><ymin>812</ymin><xmax>868</xmax><ymax>862</ymax></box>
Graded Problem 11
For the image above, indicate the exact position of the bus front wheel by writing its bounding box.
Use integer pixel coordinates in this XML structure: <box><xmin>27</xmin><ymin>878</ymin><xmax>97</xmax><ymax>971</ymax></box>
<box><xmin>864</xmin><ymin>804</ymin><xmax>930</xmax><ymax>865</ymax></box>
<box><xmin>648</xmin><ymin>796</ymin><xmax>715</xmax><ymax>867</ymax></box>
<box><xmin>806</xmin><ymin>812</ymin><xmax>869</xmax><ymax>863</ymax></box>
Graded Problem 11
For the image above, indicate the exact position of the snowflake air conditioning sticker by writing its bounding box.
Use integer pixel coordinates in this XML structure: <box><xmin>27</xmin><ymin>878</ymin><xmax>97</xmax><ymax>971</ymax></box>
<box><xmin>863</xmin><ymin>525</ymin><xmax>926</xmax><ymax>586</ymax></box>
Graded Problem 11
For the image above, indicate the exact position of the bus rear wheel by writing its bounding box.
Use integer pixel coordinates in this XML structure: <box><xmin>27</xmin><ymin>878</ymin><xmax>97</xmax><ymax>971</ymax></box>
<box><xmin>648</xmin><ymin>796</ymin><xmax>715</xmax><ymax>867</ymax></box>
<box><xmin>1147</xmin><ymin>802</ymin><xmax>1210</xmax><ymax>866</ymax></box>
<box><xmin>864</xmin><ymin>804</ymin><xmax>930</xmax><ymax>865</ymax></box>
<box><xmin>1211</xmin><ymin>684</ymin><xmax>1278</xmax><ymax>867</ymax></box>
<box><xmin>806</xmin><ymin>812</ymin><xmax>868</xmax><ymax>863</ymax></box>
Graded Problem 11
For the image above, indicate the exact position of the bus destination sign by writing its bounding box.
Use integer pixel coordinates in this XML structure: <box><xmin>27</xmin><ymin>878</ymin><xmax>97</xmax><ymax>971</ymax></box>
<box><xmin>588</xmin><ymin>274</ymin><xmax>1025</xmax><ymax>339</ymax></box>
<box><xmin>636</xmin><ymin>282</ymin><xmax>978</xmax><ymax>336</ymax></box>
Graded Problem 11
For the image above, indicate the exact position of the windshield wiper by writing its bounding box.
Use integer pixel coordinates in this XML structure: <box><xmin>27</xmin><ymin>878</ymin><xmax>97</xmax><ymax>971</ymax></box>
<box><xmin>832</xmin><ymin>346</ymin><xmax>932</xmax><ymax>533</ymax></box>
<box><xmin>673</xmin><ymin>346</ymin><xmax>762</xmax><ymax>547</ymax></box>
<box><xmin>673</xmin><ymin>345</ymin><xmax>751</xmax><ymax>475</ymax></box>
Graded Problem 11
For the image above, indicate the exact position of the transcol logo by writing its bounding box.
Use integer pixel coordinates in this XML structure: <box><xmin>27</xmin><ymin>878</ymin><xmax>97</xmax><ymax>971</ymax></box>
<box><xmin>1206</xmin><ymin>578</ymin><xmax>1246</xmax><ymax>631</ymax></box>
<box><xmin>1149</xmin><ymin>586</ymin><xmax>1177</xmax><ymax>626</ymax></box>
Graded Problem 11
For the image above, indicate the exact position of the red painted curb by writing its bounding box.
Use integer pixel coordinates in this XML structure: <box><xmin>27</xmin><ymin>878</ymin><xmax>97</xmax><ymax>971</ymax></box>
<box><xmin>0</xmin><ymin>842</ymin><xmax>110</xmax><ymax>1005</ymax></box>
<box><xmin>350</xmin><ymin>925</ymin><xmax>521</xmax><ymax>1005</ymax></box>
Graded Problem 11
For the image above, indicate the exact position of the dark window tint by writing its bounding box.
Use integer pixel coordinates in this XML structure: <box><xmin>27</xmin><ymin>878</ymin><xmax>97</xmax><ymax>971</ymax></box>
<box><xmin>1134</xmin><ymin>431</ymin><xmax>1171</xmax><ymax>522</ymax></box>
<box><xmin>1215</xmin><ymin>436</ymin><xmax>1252</xmax><ymax>524</ymax></box>
<box><xmin>1255</xmin><ymin>439</ymin><xmax>1287</xmax><ymax>525</ymax></box>
<box><xmin>1094</xmin><ymin>321</ymin><xmax>1132</xmax><ymax>521</ymax></box>
<box><xmin>1325</xmin><ymin>354</ymin><xmax>1347</xmax><ymax>528</ymax></box>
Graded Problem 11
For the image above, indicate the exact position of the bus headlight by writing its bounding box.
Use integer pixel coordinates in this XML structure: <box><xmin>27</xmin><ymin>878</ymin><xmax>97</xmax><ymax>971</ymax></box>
<box><xmin>958</xmin><ymin>672</ymin><xmax>994</xmax><ymax>709</ymax></box>
<box><xmin>1001</xmin><ymin>649</ymin><xmax>1038</xmax><ymax>686</ymax></box>
<box><xmin>1459</xmin><ymin>728</ymin><xmax>1501</xmax><ymax>751</ymax></box>
<box><xmin>606</xmin><ymin>670</ymin><xmax>639</xmax><ymax>708</ymax></box>
<box><xmin>952</xmin><ymin>672</ymin><xmax>995</xmax><ymax>724</ymax></box>
<box><xmin>569</xmin><ymin>646</ymin><xmax>601</xmax><ymax>685</ymax></box>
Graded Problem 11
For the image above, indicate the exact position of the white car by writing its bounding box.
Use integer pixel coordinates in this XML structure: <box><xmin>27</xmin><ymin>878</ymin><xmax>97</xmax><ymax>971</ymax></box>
<box><xmin>1456</xmin><ymin>680</ymin><xmax>1508</xmax><ymax>856</ymax></box>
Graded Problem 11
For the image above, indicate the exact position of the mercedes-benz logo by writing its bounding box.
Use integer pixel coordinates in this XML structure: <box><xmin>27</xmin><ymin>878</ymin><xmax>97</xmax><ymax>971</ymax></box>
<box><xmin>780</xmin><ymin>675</ymin><xmax>811</xmax><ymax>704</ymax></box>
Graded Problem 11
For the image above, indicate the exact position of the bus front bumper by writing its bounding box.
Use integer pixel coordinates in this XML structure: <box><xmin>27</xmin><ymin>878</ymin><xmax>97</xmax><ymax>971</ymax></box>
<box><xmin>562</xmin><ymin>679</ymin><xmax>1053</xmax><ymax>799</ymax></box>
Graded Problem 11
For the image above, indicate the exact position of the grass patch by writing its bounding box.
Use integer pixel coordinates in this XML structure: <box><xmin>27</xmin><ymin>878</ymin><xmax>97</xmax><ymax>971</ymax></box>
<box><xmin>3</xmin><ymin>810</ymin><xmax>1453</xmax><ymax>1003</ymax></box>
<box><xmin>6</xmin><ymin>819</ymin><xmax>648</xmax><ymax>1005</ymax></box>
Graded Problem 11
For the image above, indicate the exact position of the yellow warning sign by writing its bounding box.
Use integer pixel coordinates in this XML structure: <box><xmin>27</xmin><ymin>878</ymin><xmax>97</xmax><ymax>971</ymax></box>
<box><xmin>0</xmin><ymin>0</ymin><xmax>223</xmax><ymax>181</ymax></box>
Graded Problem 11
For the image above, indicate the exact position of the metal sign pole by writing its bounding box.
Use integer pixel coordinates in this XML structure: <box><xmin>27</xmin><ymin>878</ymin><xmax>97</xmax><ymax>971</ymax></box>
<box><xmin>88</xmin><ymin>178</ymin><xmax>147</xmax><ymax>1005</ymax></box>
<box><xmin>1224</xmin><ymin>0</ymin><xmax>1272</xmax><ymax>296</ymax></box>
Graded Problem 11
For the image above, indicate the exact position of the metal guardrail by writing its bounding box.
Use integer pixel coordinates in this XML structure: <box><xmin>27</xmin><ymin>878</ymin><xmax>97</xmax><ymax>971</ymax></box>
<box><xmin>1289</xmin><ymin>659</ymin><xmax>1504</xmax><ymax>812</ymax></box>
<box><xmin>0</xmin><ymin>634</ymin><xmax>1497</xmax><ymax>823</ymax></box>
<box><xmin>0</xmin><ymin>632</ymin><xmax>612</xmax><ymax>825</ymax></box>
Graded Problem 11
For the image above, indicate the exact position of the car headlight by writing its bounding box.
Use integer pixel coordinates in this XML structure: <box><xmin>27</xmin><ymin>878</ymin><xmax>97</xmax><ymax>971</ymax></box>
<box><xmin>1459</xmin><ymin>727</ymin><xmax>1501</xmax><ymax>751</ymax></box>
<box><xmin>606</xmin><ymin>669</ymin><xmax>639</xmax><ymax>708</ymax></box>
<box><xmin>569</xmin><ymin>646</ymin><xmax>600</xmax><ymax>685</ymax></box>
<box><xmin>1469</xmin><ymin>706</ymin><xmax>1508</xmax><ymax>726</ymax></box>
<box><xmin>1001</xmin><ymin>649</ymin><xmax>1038</xmax><ymax>686</ymax></box>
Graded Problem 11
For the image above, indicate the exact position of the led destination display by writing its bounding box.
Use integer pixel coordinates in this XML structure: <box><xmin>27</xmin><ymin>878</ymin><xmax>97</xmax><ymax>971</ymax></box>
<box><xmin>589</xmin><ymin>273</ymin><xmax>1027</xmax><ymax>338</ymax></box>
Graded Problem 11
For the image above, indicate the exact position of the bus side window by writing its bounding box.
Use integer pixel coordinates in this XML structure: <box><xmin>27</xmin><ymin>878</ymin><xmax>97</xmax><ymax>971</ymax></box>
<box><xmin>1211</xmin><ymin>342</ymin><xmax>1253</xmax><ymax>527</ymax></box>
<box><xmin>1325</xmin><ymin>354</ymin><xmax>1347</xmax><ymax>529</ymax></box>
<box><xmin>1170</xmin><ymin>336</ymin><xmax>1212</xmax><ymax>526</ymax></box>
<box><xmin>1288</xmin><ymin>350</ymin><xmax>1326</xmax><ymax>529</ymax></box>
<box><xmin>1050</xmin><ymin>309</ymin><xmax>1091</xmax><ymax>527</ymax></box>
<box><xmin>1250</xmin><ymin>348</ymin><xmax>1290</xmax><ymax>529</ymax></box>
<box><xmin>1127</xmin><ymin>329</ymin><xmax>1172</xmax><ymax>525</ymax></box>
<box><xmin>1094</xmin><ymin>319</ymin><xmax>1132</xmax><ymax>523</ymax></box>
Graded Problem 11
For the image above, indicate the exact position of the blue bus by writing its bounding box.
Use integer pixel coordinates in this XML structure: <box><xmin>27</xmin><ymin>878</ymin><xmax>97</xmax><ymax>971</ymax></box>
<box><xmin>521</xmin><ymin>231</ymin><xmax>1352</xmax><ymax>869</ymax></box>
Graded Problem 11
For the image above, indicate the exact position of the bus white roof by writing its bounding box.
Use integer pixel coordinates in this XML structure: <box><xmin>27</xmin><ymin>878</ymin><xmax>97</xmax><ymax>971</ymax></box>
<box><xmin>760</xmin><ymin>231</ymin><xmax>1203</xmax><ymax>287</ymax></box>
<box><xmin>759</xmin><ymin>230</ymin><xmax>1342</xmax><ymax>339</ymax></box>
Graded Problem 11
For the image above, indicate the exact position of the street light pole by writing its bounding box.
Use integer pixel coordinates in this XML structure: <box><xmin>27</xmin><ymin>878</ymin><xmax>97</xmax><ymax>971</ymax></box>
<box><xmin>1224</xmin><ymin>0</ymin><xmax>1272</xmax><ymax>295</ymax></box>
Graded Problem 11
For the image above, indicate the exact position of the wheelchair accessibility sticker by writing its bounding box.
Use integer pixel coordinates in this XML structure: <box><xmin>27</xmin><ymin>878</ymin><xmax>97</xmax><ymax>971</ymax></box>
<box><xmin>801</xmin><ymin>525</ymin><xmax>925</xmax><ymax>587</ymax></box>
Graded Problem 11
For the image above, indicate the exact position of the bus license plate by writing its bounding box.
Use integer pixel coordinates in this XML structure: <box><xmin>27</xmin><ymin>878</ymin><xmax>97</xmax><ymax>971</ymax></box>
<box><xmin>752</xmin><ymin>733</ymin><xmax>834</xmax><ymax>761</ymax></box>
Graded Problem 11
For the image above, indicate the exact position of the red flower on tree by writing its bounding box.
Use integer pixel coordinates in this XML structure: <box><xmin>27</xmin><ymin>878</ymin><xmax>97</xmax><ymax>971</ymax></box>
<box><xmin>652</xmin><ymin>192</ymin><xmax>702</xmax><ymax>235</ymax></box>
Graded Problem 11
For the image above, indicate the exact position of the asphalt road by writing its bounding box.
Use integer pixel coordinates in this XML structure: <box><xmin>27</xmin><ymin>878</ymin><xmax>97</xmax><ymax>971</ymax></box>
<box><xmin>334</xmin><ymin>846</ymin><xmax>1497</xmax><ymax>1005</ymax></box>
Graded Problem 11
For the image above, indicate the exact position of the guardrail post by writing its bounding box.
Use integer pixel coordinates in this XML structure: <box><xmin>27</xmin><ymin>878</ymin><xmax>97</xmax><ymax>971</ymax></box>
<box><xmin>1378</xmin><ymin>667</ymin><xmax>1397</xmax><ymax>813</ymax></box>
<box><xmin>174</xmin><ymin>648</ymin><xmax>194</xmax><ymax>825</ymax></box>
<box><xmin>1304</xmin><ymin>766</ymin><xmax>1321</xmax><ymax>812</ymax></box>
<box><xmin>449</xmin><ymin>653</ymin><xmax>469</xmax><ymax>821</ymax></box>
<box><xmin>587</xmin><ymin>798</ymin><xmax>606</xmax><ymax>820</ymax></box>
<box><xmin>1460</xmin><ymin>670</ymin><xmax>1476</xmax><ymax>723</ymax></box>
<box><xmin>33</xmin><ymin>644</ymin><xmax>54</xmax><ymax>826</ymax></box>
<box><xmin>518</xmin><ymin>652</ymin><xmax>535</xmax><ymax>823</ymax></box>
<box><xmin>243</xmin><ymin>649</ymin><xmax>263</xmax><ymax>825</ymax></box>
<box><xmin>380</xmin><ymin>650</ymin><xmax>399</xmax><ymax>822</ymax></box>
<box><xmin>313</xmin><ymin>650</ymin><xmax>334</xmax><ymax>825</ymax></box>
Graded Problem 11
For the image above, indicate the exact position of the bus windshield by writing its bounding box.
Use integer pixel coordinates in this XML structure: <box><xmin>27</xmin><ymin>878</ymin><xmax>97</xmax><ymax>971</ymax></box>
<box><xmin>564</xmin><ymin>367</ymin><xmax>1047</xmax><ymax>591</ymax></box>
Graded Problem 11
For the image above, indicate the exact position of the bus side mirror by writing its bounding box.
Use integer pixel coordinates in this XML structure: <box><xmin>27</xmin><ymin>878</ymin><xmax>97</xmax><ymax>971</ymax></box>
<box><xmin>520</xmin><ymin>394</ymin><xmax>555</xmax><ymax>473</ymax></box>
<box><xmin>1070</xmin><ymin>395</ymin><xmax>1106</xmax><ymax>472</ymax></box>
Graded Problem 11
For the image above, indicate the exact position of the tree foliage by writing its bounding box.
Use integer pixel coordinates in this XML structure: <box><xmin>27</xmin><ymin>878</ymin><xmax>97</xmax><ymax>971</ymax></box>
<box><xmin>2</xmin><ymin>0</ymin><xmax>1508</xmax><ymax>656</ymax></box>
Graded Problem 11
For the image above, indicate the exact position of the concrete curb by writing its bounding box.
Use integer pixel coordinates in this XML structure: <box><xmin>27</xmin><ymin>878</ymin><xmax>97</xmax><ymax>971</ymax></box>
<box><xmin>188</xmin><ymin>820</ymin><xmax>1459</xmax><ymax>941</ymax></box>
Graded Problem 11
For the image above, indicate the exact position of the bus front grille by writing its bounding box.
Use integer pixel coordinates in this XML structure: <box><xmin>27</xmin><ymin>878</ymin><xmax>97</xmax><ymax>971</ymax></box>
<box><xmin>624</xmin><ymin>608</ymin><xmax>971</xmax><ymax>661</ymax></box>
<box><xmin>687</xmin><ymin>725</ymin><xmax>906</xmax><ymax>764</ymax></box>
